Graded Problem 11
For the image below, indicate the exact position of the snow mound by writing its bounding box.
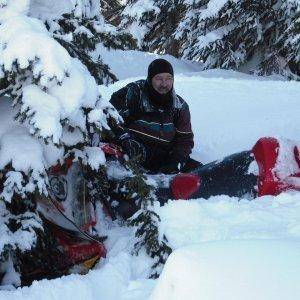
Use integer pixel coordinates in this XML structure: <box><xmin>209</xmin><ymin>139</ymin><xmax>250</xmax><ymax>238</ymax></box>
<box><xmin>94</xmin><ymin>44</ymin><xmax>202</xmax><ymax>80</ymax></box>
<box><xmin>150</xmin><ymin>240</ymin><xmax>300</xmax><ymax>300</ymax></box>
<box><xmin>156</xmin><ymin>193</ymin><xmax>300</xmax><ymax>250</ymax></box>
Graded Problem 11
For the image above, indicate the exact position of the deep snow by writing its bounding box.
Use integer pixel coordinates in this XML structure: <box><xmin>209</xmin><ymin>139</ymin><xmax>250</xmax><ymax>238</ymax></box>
<box><xmin>1</xmin><ymin>50</ymin><xmax>300</xmax><ymax>299</ymax></box>
<box><xmin>150</xmin><ymin>240</ymin><xmax>300</xmax><ymax>300</ymax></box>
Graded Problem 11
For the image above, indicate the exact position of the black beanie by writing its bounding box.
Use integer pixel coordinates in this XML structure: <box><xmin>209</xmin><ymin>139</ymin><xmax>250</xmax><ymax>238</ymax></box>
<box><xmin>148</xmin><ymin>59</ymin><xmax>174</xmax><ymax>80</ymax></box>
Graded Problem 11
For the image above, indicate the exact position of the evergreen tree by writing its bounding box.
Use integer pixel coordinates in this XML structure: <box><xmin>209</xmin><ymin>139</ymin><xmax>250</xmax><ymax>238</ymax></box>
<box><xmin>120</xmin><ymin>0</ymin><xmax>299</xmax><ymax>79</ymax></box>
<box><xmin>279</xmin><ymin>1</ymin><xmax>300</xmax><ymax>78</ymax></box>
<box><xmin>253</xmin><ymin>0</ymin><xmax>299</xmax><ymax>78</ymax></box>
<box><xmin>129</xmin><ymin>205</ymin><xmax>172</xmax><ymax>278</ymax></box>
<box><xmin>288</xmin><ymin>11</ymin><xmax>300</xmax><ymax>75</ymax></box>
<box><xmin>124</xmin><ymin>158</ymin><xmax>172</xmax><ymax>278</ymax></box>
<box><xmin>120</xmin><ymin>0</ymin><xmax>186</xmax><ymax>56</ymax></box>
<box><xmin>42</xmin><ymin>0</ymin><xmax>136</xmax><ymax>85</ymax></box>
<box><xmin>0</xmin><ymin>0</ymin><xmax>120</xmax><ymax>285</ymax></box>
<box><xmin>177</xmin><ymin>0</ymin><xmax>300</xmax><ymax>78</ymax></box>
<box><xmin>178</xmin><ymin>1</ymin><xmax>272</xmax><ymax>68</ymax></box>
<box><xmin>101</xmin><ymin>0</ymin><xmax>124</xmax><ymax>25</ymax></box>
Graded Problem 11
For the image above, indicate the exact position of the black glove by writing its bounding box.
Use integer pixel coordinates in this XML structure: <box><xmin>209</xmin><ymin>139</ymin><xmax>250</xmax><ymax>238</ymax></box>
<box><xmin>158</xmin><ymin>162</ymin><xmax>180</xmax><ymax>174</ymax></box>
<box><xmin>158</xmin><ymin>159</ymin><xmax>188</xmax><ymax>174</ymax></box>
<box><xmin>120</xmin><ymin>134</ymin><xmax>147</xmax><ymax>163</ymax></box>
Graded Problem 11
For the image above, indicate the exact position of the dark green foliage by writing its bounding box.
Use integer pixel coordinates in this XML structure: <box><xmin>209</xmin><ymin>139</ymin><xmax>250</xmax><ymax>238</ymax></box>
<box><xmin>179</xmin><ymin>0</ymin><xmax>300</xmax><ymax>78</ymax></box>
<box><xmin>281</xmin><ymin>9</ymin><xmax>300</xmax><ymax>77</ymax></box>
<box><xmin>253</xmin><ymin>0</ymin><xmax>300</xmax><ymax>78</ymax></box>
<box><xmin>101</xmin><ymin>0</ymin><xmax>124</xmax><ymax>24</ymax></box>
<box><xmin>83</xmin><ymin>163</ymin><xmax>111</xmax><ymax>213</ymax></box>
<box><xmin>0</xmin><ymin>172</ymin><xmax>52</xmax><ymax>286</ymax></box>
<box><xmin>122</xmin><ymin>0</ymin><xmax>186</xmax><ymax>56</ymax></box>
<box><xmin>54</xmin><ymin>36</ymin><xmax>117</xmax><ymax>85</ymax></box>
<box><xmin>142</xmin><ymin>0</ymin><xmax>186</xmax><ymax>57</ymax></box>
<box><xmin>129</xmin><ymin>208</ymin><xmax>172</xmax><ymax>278</ymax></box>
<box><xmin>121</xmin><ymin>0</ymin><xmax>299</xmax><ymax>79</ymax></box>
<box><xmin>123</xmin><ymin>157</ymin><xmax>172</xmax><ymax>278</ymax></box>
<box><xmin>48</xmin><ymin>10</ymin><xmax>136</xmax><ymax>85</ymax></box>
<box><xmin>123</xmin><ymin>156</ymin><xmax>152</xmax><ymax>202</ymax></box>
<box><xmin>181</xmin><ymin>1</ymin><xmax>272</xmax><ymax>67</ymax></box>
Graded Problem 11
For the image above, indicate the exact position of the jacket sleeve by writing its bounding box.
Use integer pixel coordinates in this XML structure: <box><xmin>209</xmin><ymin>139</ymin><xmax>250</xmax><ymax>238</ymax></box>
<box><xmin>110</xmin><ymin>83</ymin><xmax>140</xmax><ymax>126</ymax></box>
<box><xmin>169</xmin><ymin>101</ymin><xmax>194</xmax><ymax>163</ymax></box>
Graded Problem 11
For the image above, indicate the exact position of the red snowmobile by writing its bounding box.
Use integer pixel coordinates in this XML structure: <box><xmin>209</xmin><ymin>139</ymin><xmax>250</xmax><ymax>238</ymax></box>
<box><xmin>29</xmin><ymin>137</ymin><xmax>300</xmax><ymax>284</ymax></box>
<box><xmin>104</xmin><ymin>137</ymin><xmax>300</xmax><ymax>218</ymax></box>
<box><xmin>169</xmin><ymin>137</ymin><xmax>300</xmax><ymax>200</ymax></box>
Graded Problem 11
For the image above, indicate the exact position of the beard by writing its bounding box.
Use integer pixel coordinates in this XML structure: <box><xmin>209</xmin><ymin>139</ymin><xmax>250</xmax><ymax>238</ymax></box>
<box><xmin>146</xmin><ymin>80</ymin><xmax>174</xmax><ymax>109</ymax></box>
<box><xmin>156</xmin><ymin>86</ymin><xmax>172</xmax><ymax>94</ymax></box>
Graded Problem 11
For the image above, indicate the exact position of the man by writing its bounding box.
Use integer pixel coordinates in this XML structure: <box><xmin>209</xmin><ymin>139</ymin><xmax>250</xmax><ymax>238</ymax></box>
<box><xmin>110</xmin><ymin>59</ymin><xmax>198</xmax><ymax>174</ymax></box>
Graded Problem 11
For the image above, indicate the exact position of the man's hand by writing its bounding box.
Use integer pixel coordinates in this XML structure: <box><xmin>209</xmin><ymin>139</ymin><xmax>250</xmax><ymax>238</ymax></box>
<box><xmin>158</xmin><ymin>162</ymin><xmax>180</xmax><ymax>174</ymax></box>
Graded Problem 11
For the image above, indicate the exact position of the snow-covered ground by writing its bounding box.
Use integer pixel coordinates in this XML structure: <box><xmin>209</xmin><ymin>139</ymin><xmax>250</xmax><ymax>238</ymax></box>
<box><xmin>1</xmin><ymin>51</ymin><xmax>300</xmax><ymax>299</ymax></box>
<box><xmin>151</xmin><ymin>240</ymin><xmax>300</xmax><ymax>300</ymax></box>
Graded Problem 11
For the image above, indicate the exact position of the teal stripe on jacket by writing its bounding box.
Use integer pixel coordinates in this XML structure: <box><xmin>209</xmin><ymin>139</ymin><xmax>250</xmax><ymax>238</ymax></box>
<box><xmin>135</xmin><ymin>120</ymin><xmax>174</xmax><ymax>133</ymax></box>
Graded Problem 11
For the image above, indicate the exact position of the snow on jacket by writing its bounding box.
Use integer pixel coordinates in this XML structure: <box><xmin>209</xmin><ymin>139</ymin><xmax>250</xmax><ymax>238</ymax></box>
<box><xmin>110</xmin><ymin>79</ymin><xmax>194</xmax><ymax>171</ymax></box>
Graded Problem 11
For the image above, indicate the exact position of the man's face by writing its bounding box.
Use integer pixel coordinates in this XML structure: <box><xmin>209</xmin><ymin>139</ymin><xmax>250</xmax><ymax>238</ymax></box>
<box><xmin>151</xmin><ymin>73</ymin><xmax>174</xmax><ymax>94</ymax></box>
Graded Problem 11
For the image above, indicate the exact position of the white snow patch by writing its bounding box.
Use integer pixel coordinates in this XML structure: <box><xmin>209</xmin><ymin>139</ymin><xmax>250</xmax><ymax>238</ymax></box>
<box><xmin>93</xmin><ymin>44</ymin><xmax>203</xmax><ymax>80</ymax></box>
<box><xmin>150</xmin><ymin>240</ymin><xmax>300</xmax><ymax>300</ymax></box>
<box><xmin>156</xmin><ymin>194</ymin><xmax>300</xmax><ymax>249</ymax></box>
<box><xmin>0</xmin><ymin>126</ymin><xmax>45</xmax><ymax>173</ymax></box>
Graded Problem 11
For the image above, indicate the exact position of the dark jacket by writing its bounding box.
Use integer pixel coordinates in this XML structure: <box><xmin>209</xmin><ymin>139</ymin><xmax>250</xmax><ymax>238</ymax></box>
<box><xmin>110</xmin><ymin>80</ymin><xmax>194</xmax><ymax>171</ymax></box>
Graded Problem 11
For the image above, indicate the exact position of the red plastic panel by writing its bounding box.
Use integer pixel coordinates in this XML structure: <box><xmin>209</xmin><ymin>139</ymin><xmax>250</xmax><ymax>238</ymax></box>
<box><xmin>101</xmin><ymin>143</ymin><xmax>123</xmax><ymax>158</ymax></box>
<box><xmin>50</xmin><ymin>158</ymin><xmax>73</xmax><ymax>175</ymax></box>
<box><xmin>56</xmin><ymin>230</ymin><xmax>107</xmax><ymax>264</ymax></box>
<box><xmin>252</xmin><ymin>137</ymin><xmax>282</xmax><ymax>196</ymax></box>
<box><xmin>67</xmin><ymin>242</ymin><xmax>106</xmax><ymax>263</ymax></box>
<box><xmin>252</xmin><ymin>137</ymin><xmax>300</xmax><ymax>196</ymax></box>
<box><xmin>171</xmin><ymin>173</ymin><xmax>201</xmax><ymax>200</ymax></box>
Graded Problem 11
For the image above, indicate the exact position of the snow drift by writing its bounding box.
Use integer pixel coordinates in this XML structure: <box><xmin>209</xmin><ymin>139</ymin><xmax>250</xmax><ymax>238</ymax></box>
<box><xmin>150</xmin><ymin>240</ymin><xmax>300</xmax><ymax>300</ymax></box>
